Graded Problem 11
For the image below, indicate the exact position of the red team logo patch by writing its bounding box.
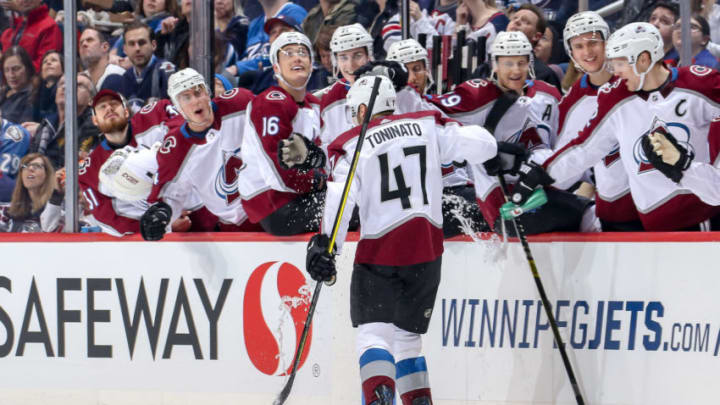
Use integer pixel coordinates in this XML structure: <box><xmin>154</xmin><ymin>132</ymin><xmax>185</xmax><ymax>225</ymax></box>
<box><xmin>266</xmin><ymin>91</ymin><xmax>286</xmax><ymax>101</ymax></box>
<box><xmin>220</xmin><ymin>88</ymin><xmax>239</xmax><ymax>99</ymax></box>
<box><xmin>690</xmin><ymin>65</ymin><xmax>712</xmax><ymax>77</ymax></box>
<box><xmin>160</xmin><ymin>136</ymin><xmax>177</xmax><ymax>154</ymax></box>
<box><xmin>243</xmin><ymin>261</ymin><xmax>313</xmax><ymax>376</ymax></box>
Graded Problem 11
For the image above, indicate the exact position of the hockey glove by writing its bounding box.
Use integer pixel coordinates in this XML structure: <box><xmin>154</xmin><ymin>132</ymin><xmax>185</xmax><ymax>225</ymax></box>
<box><xmin>483</xmin><ymin>141</ymin><xmax>529</xmax><ymax>176</ymax></box>
<box><xmin>140</xmin><ymin>201</ymin><xmax>172</xmax><ymax>241</ymax></box>
<box><xmin>306</xmin><ymin>234</ymin><xmax>337</xmax><ymax>282</ymax></box>
<box><xmin>510</xmin><ymin>161</ymin><xmax>554</xmax><ymax>205</ymax></box>
<box><xmin>640</xmin><ymin>129</ymin><xmax>693</xmax><ymax>183</ymax></box>
<box><xmin>353</xmin><ymin>60</ymin><xmax>409</xmax><ymax>92</ymax></box>
<box><xmin>278</xmin><ymin>133</ymin><xmax>326</xmax><ymax>171</ymax></box>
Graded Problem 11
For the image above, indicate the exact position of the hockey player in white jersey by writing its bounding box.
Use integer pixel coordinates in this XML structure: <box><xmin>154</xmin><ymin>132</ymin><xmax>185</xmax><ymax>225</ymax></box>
<box><xmin>236</xmin><ymin>32</ymin><xmax>327</xmax><ymax>236</ymax></box>
<box><xmin>516</xmin><ymin>22</ymin><xmax>720</xmax><ymax>231</ymax></box>
<box><xmin>140</xmin><ymin>68</ymin><xmax>261</xmax><ymax>241</ymax></box>
<box><xmin>304</xmin><ymin>75</ymin><xmax>497</xmax><ymax>405</ymax></box>
<box><xmin>425</xmin><ymin>31</ymin><xmax>593</xmax><ymax>234</ymax></box>
<box><xmin>557</xmin><ymin>11</ymin><xmax>642</xmax><ymax>231</ymax></box>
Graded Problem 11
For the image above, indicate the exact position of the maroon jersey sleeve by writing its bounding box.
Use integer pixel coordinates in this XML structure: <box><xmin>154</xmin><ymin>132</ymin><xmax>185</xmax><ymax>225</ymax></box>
<box><xmin>250</xmin><ymin>88</ymin><xmax>321</xmax><ymax>193</ymax></box>
<box><xmin>132</xmin><ymin>99</ymin><xmax>180</xmax><ymax>136</ymax></box>
<box><xmin>146</xmin><ymin>129</ymin><xmax>194</xmax><ymax>204</ymax></box>
<box><xmin>428</xmin><ymin>78</ymin><xmax>501</xmax><ymax>115</ymax></box>
<box><xmin>213</xmin><ymin>87</ymin><xmax>255</xmax><ymax>117</ymax></box>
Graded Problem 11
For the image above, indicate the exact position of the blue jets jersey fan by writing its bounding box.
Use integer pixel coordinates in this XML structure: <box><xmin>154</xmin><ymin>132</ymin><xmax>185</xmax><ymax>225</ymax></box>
<box><xmin>0</xmin><ymin>119</ymin><xmax>30</xmax><ymax>179</ymax></box>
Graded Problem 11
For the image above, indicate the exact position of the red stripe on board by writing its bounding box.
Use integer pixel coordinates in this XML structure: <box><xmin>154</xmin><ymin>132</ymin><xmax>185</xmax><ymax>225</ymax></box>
<box><xmin>1</xmin><ymin>232</ymin><xmax>720</xmax><ymax>243</ymax></box>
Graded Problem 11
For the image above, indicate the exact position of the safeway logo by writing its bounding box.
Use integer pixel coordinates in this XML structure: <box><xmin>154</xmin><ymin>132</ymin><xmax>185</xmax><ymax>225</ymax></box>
<box><xmin>243</xmin><ymin>261</ymin><xmax>313</xmax><ymax>376</ymax></box>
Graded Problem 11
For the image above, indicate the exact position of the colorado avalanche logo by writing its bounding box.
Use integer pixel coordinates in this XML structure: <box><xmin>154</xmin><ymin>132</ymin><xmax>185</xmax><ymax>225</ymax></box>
<box><xmin>215</xmin><ymin>148</ymin><xmax>245</xmax><ymax>204</ymax></box>
<box><xmin>633</xmin><ymin>120</ymin><xmax>693</xmax><ymax>174</ymax></box>
<box><xmin>160</xmin><ymin>136</ymin><xmax>177</xmax><ymax>154</ymax></box>
<box><xmin>266</xmin><ymin>91</ymin><xmax>286</xmax><ymax>101</ymax></box>
<box><xmin>79</xmin><ymin>157</ymin><xmax>90</xmax><ymax>176</ymax></box>
<box><xmin>220</xmin><ymin>88</ymin><xmax>239</xmax><ymax>99</ymax></box>
<box><xmin>690</xmin><ymin>65</ymin><xmax>712</xmax><ymax>77</ymax></box>
<box><xmin>140</xmin><ymin>101</ymin><xmax>158</xmax><ymax>114</ymax></box>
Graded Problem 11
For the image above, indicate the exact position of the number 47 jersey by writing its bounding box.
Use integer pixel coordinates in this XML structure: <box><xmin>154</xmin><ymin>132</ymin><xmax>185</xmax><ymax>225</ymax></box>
<box><xmin>324</xmin><ymin>110</ymin><xmax>497</xmax><ymax>266</ymax></box>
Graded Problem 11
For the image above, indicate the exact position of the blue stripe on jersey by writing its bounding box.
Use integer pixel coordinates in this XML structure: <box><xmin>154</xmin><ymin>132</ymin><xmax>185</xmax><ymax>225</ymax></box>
<box><xmin>359</xmin><ymin>348</ymin><xmax>395</xmax><ymax>367</ymax></box>
<box><xmin>395</xmin><ymin>356</ymin><xmax>428</xmax><ymax>379</ymax></box>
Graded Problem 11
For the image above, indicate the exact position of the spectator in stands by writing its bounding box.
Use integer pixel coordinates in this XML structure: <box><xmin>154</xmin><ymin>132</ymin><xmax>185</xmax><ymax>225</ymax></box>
<box><xmin>369</xmin><ymin>0</ymin><xmax>398</xmax><ymax>60</ymax></box>
<box><xmin>0</xmin><ymin>0</ymin><xmax>63</xmax><ymax>71</ymax></box>
<box><xmin>0</xmin><ymin>46</ymin><xmax>38</xmax><ymax>125</ymax></box>
<box><xmin>110</xmin><ymin>21</ymin><xmax>176</xmax><ymax>111</ymax></box>
<box><xmin>534</xmin><ymin>23</ymin><xmax>567</xmax><ymax>84</ymax></box>
<box><xmin>232</xmin><ymin>0</ymin><xmax>307</xmax><ymax>76</ymax></box>
<box><xmin>237</xmin><ymin>14</ymin><xmax>303</xmax><ymax>94</ymax></box>
<box><xmin>308</xmin><ymin>24</ymin><xmax>337</xmax><ymax>92</ymax></box>
<box><xmin>506</xmin><ymin>3</ymin><xmax>562</xmax><ymax>91</ymax></box>
<box><xmin>669</xmin><ymin>15</ymin><xmax>719</xmax><ymax>69</ymax></box>
<box><xmin>28</xmin><ymin>73</ymin><xmax>99</xmax><ymax>170</ymax></box>
<box><xmin>79</xmin><ymin>27</ymin><xmax>125</xmax><ymax>91</ymax></box>
<box><xmin>456</xmin><ymin>0</ymin><xmax>508</xmax><ymax>57</ymax></box>
<box><xmin>302</xmin><ymin>0</ymin><xmax>357</xmax><ymax>44</ymax></box>
<box><xmin>32</xmin><ymin>50</ymin><xmax>63</xmax><ymax>122</ymax></box>
<box><xmin>111</xmin><ymin>0</ymin><xmax>178</xmax><ymax>58</ymax></box>
<box><xmin>156</xmin><ymin>0</ymin><xmax>191</xmax><ymax>69</ymax></box>
<box><xmin>648</xmin><ymin>1</ymin><xmax>679</xmax><ymax>62</ymax></box>
<box><xmin>216</xmin><ymin>0</ymin><xmax>250</xmax><ymax>59</ymax></box>
<box><xmin>0</xmin><ymin>153</ymin><xmax>63</xmax><ymax>232</ymax></box>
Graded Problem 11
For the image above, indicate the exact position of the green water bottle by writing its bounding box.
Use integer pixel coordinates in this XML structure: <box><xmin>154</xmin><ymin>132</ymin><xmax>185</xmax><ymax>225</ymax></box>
<box><xmin>500</xmin><ymin>189</ymin><xmax>548</xmax><ymax>220</ymax></box>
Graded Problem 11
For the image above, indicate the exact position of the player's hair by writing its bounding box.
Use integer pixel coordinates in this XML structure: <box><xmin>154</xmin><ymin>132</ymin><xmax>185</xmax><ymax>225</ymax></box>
<box><xmin>123</xmin><ymin>20</ymin><xmax>155</xmax><ymax>41</ymax></box>
<box><xmin>8</xmin><ymin>153</ymin><xmax>56</xmax><ymax>219</ymax></box>
<box><xmin>514</xmin><ymin>3</ymin><xmax>547</xmax><ymax>37</ymax></box>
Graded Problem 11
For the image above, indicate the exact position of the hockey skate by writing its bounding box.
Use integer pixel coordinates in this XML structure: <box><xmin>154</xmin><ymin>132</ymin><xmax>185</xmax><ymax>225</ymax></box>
<box><xmin>369</xmin><ymin>385</ymin><xmax>394</xmax><ymax>405</ymax></box>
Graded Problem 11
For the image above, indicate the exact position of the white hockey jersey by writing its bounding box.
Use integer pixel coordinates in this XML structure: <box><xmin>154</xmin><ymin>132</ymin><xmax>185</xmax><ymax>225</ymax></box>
<box><xmin>555</xmin><ymin>74</ymin><xmax>639</xmax><ymax>224</ymax></box>
<box><xmin>321</xmin><ymin>80</ymin><xmax>472</xmax><ymax>187</ymax></box>
<box><xmin>147</xmin><ymin>88</ymin><xmax>255</xmax><ymax>226</ymax></box>
<box><xmin>237</xmin><ymin>86</ymin><xmax>323</xmax><ymax>223</ymax></box>
<box><xmin>324</xmin><ymin>110</ymin><xmax>497</xmax><ymax>266</ymax></box>
<box><xmin>544</xmin><ymin>66</ymin><xmax>720</xmax><ymax>231</ymax></box>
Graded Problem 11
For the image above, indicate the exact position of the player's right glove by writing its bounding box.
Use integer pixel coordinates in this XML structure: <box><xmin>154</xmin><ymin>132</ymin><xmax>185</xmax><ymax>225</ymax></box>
<box><xmin>483</xmin><ymin>141</ymin><xmax>529</xmax><ymax>176</ymax></box>
<box><xmin>278</xmin><ymin>133</ymin><xmax>326</xmax><ymax>171</ymax></box>
<box><xmin>640</xmin><ymin>128</ymin><xmax>693</xmax><ymax>183</ymax></box>
<box><xmin>353</xmin><ymin>60</ymin><xmax>409</xmax><ymax>92</ymax></box>
<box><xmin>510</xmin><ymin>161</ymin><xmax>554</xmax><ymax>205</ymax></box>
<box><xmin>140</xmin><ymin>201</ymin><xmax>172</xmax><ymax>241</ymax></box>
<box><xmin>306</xmin><ymin>234</ymin><xmax>336</xmax><ymax>283</ymax></box>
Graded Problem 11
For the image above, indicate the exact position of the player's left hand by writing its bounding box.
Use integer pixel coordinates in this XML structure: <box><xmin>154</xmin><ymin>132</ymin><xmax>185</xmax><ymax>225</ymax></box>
<box><xmin>306</xmin><ymin>234</ymin><xmax>336</xmax><ymax>283</ymax></box>
<box><xmin>640</xmin><ymin>128</ymin><xmax>693</xmax><ymax>183</ymax></box>
<box><xmin>353</xmin><ymin>61</ymin><xmax>409</xmax><ymax>92</ymax></box>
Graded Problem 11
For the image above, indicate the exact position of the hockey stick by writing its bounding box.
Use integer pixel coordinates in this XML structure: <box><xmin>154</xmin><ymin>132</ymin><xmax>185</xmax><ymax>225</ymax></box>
<box><xmin>496</xmin><ymin>177</ymin><xmax>586</xmax><ymax>405</ymax></box>
<box><xmin>273</xmin><ymin>76</ymin><xmax>383</xmax><ymax>405</ymax></box>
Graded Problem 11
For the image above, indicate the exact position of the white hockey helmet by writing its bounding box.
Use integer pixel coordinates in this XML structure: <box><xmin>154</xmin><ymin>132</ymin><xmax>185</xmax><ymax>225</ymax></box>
<box><xmin>563</xmin><ymin>11</ymin><xmax>610</xmax><ymax>72</ymax></box>
<box><xmin>167</xmin><ymin>68</ymin><xmax>210</xmax><ymax>119</ymax></box>
<box><xmin>490</xmin><ymin>31</ymin><xmax>535</xmax><ymax>80</ymax></box>
<box><xmin>346</xmin><ymin>75</ymin><xmax>396</xmax><ymax>126</ymax></box>
<box><xmin>330</xmin><ymin>23</ymin><xmax>374</xmax><ymax>77</ymax></box>
<box><xmin>387</xmin><ymin>39</ymin><xmax>434</xmax><ymax>93</ymax></box>
<box><xmin>98</xmin><ymin>143</ymin><xmax>161</xmax><ymax>202</ymax></box>
<box><xmin>270</xmin><ymin>31</ymin><xmax>314</xmax><ymax>91</ymax></box>
<box><xmin>606</xmin><ymin>22</ymin><xmax>664</xmax><ymax>91</ymax></box>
